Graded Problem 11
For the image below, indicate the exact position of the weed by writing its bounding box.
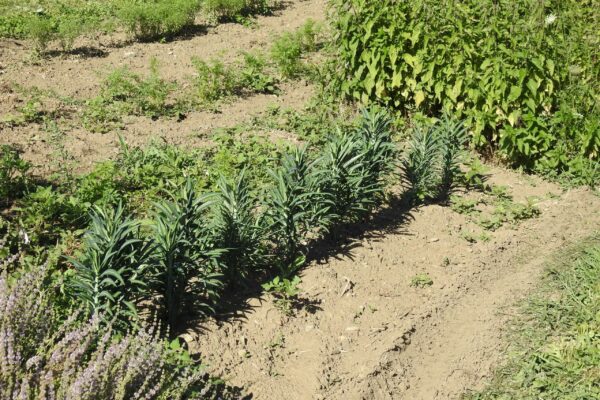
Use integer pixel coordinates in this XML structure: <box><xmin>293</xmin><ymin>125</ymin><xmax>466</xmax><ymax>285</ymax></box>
<box><xmin>270</xmin><ymin>19</ymin><xmax>321</xmax><ymax>79</ymax></box>
<box><xmin>262</xmin><ymin>275</ymin><xmax>301</xmax><ymax>315</ymax></box>
<box><xmin>116</xmin><ymin>0</ymin><xmax>201</xmax><ymax>41</ymax></box>
<box><xmin>239</xmin><ymin>52</ymin><xmax>279</xmax><ymax>94</ymax></box>
<box><xmin>410</xmin><ymin>273</ymin><xmax>433</xmax><ymax>288</ymax></box>
<box><xmin>191</xmin><ymin>58</ymin><xmax>239</xmax><ymax>103</ymax></box>
<box><xmin>450</xmin><ymin>195</ymin><xmax>479</xmax><ymax>216</ymax></box>
<box><xmin>0</xmin><ymin>145</ymin><xmax>30</xmax><ymax>207</ymax></box>
<box><xmin>461</xmin><ymin>158</ymin><xmax>490</xmax><ymax>191</ymax></box>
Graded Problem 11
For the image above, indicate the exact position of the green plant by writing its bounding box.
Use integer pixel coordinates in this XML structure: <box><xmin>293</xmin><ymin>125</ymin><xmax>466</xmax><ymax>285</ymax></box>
<box><xmin>116</xmin><ymin>0</ymin><xmax>201</xmax><ymax>40</ymax></box>
<box><xmin>191</xmin><ymin>58</ymin><xmax>239</xmax><ymax>103</ymax></box>
<box><xmin>437</xmin><ymin>116</ymin><xmax>468</xmax><ymax>199</ymax></box>
<box><xmin>261</xmin><ymin>274</ymin><xmax>301</xmax><ymax>315</ymax></box>
<box><xmin>69</xmin><ymin>204</ymin><xmax>152</xmax><ymax>325</ymax></box>
<box><xmin>478</xmin><ymin>198</ymin><xmax>540</xmax><ymax>231</ymax></box>
<box><xmin>266</xmin><ymin>147</ymin><xmax>321</xmax><ymax>275</ymax></box>
<box><xmin>0</xmin><ymin>145</ymin><xmax>30</xmax><ymax>207</ymax></box>
<box><xmin>239</xmin><ymin>52</ymin><xmax>279</xmax><ymax>94</ymax></box>
<box><xmin>202</xmin><ymin>0</ymin><xmax>275</xmax><ymax>22</ymax></box>
<box><xmin>270</xmin><ymin>19</ymin><xmax>320</xmax><ymax>79</ymax></box>
<box><xmin>16</xmin><ymin>186</ymin><xmax>88</xmax><ymax>245</ymax></box>
<box><xmin>212</xmin><ymin>171</ymin><xmax>265</xmax><ymax>287</ymax></box>
<box><xmin>401</xmin><ymin>126</ymin><xmax>441</xmax><ymax>203</ymax></box>
<box><xmin>410</xmin><ymin>273</ymin><xmax>433</xmax><ymax>288</ymax></box>
<box><xmin>150</xmin><ymin>180</ymin><xmax>223</xmax><ymax>332</ymax></box>
<box><xmin>330</xmin><ymin>0</ymin><xmax>599</xmax><ymax>180</ymax></box>
<box><xmin>462</xmin><ymin>158</ymin><xmax>490</xmax><ymax>191</ymax></box>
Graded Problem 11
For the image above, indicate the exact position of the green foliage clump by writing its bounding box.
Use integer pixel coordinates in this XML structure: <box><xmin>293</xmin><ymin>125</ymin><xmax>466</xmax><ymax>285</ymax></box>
<box><xmin>261</xmin><ymin>275</ymin><xmax>301</xmax><ymax>315</ymax></box>
<box><xmin>116</xmin><ymin>0</ymin><xmax>201</xmax><ymax>40</ymax></box>
<box><xmin>330</xmin><ymin>0</ymin><xmax>599</xmax><ymax>180</ymax></box>
<box><xmin>0</xmin><ymin>145</ymin><xmax>30</xmax><ymax>208</ymax></box>
<box><xmin>83</xmin><ymin>60</ymin><xmax>183</xmax><ymax>133</ymax></box>
<box><xmin>191</xmin><ymin>58</ymin><xmax>242</xmax><ymax>103</ymax></box>
<box><xmin>150</xmin><ymin>181</ymin><xmax>223</xmax><ymax>331</ymax></box>
<box><xmin>410</xmin><ymin>273</ymin><xmax>433</xmax><ymax>288</ymax></box>
<box><xmin>270</xmin><ymin>19</ymin><xmax>321</xmax><ymax>78</ymax></box>
<box><xmin>191</xmin><ymin>54</ymin><xmax>278</xmax><ymax>105</ymax></box>
<box><xmin>469</xmin><ymin>241</ymin><xmax>600</xmax><ymax>399</ymax></box>
<box><xmin>212</xmin><ymin>171</ymin><xmax>265</xmax><ymax>286</ymax></box>
<box><xmin>202</xmin><ymin>0</ymin><xmax>275</xmax><ymax>23</ymax></box>
<box><xmin>0</xmin><ymin>1</ymin><xmax>116</xmax><ymax>50</ymax></box>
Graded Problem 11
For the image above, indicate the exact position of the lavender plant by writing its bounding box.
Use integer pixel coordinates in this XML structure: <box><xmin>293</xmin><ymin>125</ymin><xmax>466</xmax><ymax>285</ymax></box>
<box><xmin>1</xmin><ymin>248</ymin><xmax>236</xmax><ymax>400</ymax></box>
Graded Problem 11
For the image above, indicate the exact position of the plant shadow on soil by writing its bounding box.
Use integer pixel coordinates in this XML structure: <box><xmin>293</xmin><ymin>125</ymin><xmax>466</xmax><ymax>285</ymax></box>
<box><xmin>185</xmin><ymin>192</ymin><xmax>415</xmax><ymax>332</ymax></box>
<box><xmin>44</xmin><ymin>46</ymin><xmax>110</xmax><ymax>59</ymax></box>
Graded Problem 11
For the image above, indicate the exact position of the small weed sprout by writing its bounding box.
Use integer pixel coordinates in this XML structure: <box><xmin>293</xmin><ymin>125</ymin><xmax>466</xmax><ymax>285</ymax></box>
<box><xmin>411</xmin><ymin>273</ymin><xmax>433</xmax><ymax>288</ymax></box>
<box><xmin>262</xmin><ymin>275</ymin><xmax>301</xmax><ymax>315</ymax></box>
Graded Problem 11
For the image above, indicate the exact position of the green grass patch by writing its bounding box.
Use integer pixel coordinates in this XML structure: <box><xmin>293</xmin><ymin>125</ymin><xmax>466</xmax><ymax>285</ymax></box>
<box><xmin>466</xmin><ymin>236</ymin><xmax>600</xmax><ymax>399</ymax></box>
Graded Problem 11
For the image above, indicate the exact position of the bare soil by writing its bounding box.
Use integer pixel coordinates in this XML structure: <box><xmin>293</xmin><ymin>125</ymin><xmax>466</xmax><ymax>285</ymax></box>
<box><xmin>0</xmin><ymin>0</ymin><xmax>326</xmax><ymax>173</ymax></box>
<box><xmin>191</xmin><ymin>172</ymin><xmax>600</xmax><ymax>400</ymax></box>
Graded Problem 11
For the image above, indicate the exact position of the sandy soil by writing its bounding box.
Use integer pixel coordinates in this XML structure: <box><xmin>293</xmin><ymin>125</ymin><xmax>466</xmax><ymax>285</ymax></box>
<box><xmin>190</xmin><ymin>170</ymin><xmax>600</xmax><ymax>400</ymax></box>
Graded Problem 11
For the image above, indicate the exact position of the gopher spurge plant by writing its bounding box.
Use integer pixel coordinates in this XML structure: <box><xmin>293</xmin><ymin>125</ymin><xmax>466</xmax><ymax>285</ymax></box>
<box><xmin>213</xmin><ymin>171</ymin><xmax>266</xmax><ymax>287</ymax></box>
<box><xmin>150</xmin><ymin>180</ymin><xmax>223</xmax><ymax>332</ymax></box>
<box><xmin>266</xmin><ymin>147</ymin><xmax>323</xmax><ymax>276</ymax></box>
<box><xmin>69</xmin><ymin>204</ymin><xmax>152</xmax><ymax>326</ymax></box>
<box><xmin>402</xmin><ymin>116</ymin><xmax>468</xmax><ymax>204</ymax></box>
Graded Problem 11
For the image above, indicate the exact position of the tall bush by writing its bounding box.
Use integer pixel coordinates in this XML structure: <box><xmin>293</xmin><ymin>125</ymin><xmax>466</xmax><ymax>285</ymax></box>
<box><xmin>330</xmin><ymin>0</ymin><xmax>599</xmax><ymax>175</ymax></box>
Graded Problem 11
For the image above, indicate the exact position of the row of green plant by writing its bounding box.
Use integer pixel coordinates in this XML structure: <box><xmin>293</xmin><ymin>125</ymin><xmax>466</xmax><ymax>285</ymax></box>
<box><xmin>328</xmin><ymin>0</ymin><xmax>599</xmax><ymax>183</ymax></box>
<box><xmin>2</xmin><ymin>109</ymin><xmax>472</xmax><ymax>328</ymax></box>
<box><xmin>0</xmin><ymin>0</ymin><xmax>281</xmax><ymax>51</ymax></box>
<box><xmin>1</xmin><ymin>21</ymin><xmax>323</xmax><ymax>134</ymax></box>
<box><xmin>466</xmin><ymin>237</ymin><xmax>600</xmax><ymax>399</ymax></box>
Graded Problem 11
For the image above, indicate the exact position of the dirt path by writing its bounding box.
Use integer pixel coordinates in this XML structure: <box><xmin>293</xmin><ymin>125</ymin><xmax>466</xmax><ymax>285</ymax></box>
<box><xmin>0</xmin><ymin>0</ymin><xmax>327</xmax><ymax>172</ymax></box>
<box><xmin>191</xmin><ymin>170</ymin><xmax>600</xmax><ymax>399</ymax></box>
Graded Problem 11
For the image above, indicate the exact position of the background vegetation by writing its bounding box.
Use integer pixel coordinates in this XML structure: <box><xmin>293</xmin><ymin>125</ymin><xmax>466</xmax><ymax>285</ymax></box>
<box><xmin>328</xmin><ymin>0</ymin><xmax>599</xmax><ymax>182</ymax></box>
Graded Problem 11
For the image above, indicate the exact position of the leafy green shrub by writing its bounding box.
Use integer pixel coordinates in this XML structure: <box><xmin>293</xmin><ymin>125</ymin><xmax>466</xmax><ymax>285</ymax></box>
<box><xmin>0</xmin><ymin>145</ymin><xmax>30</xmax><ymax>207</ymax></box>
<box><xmin>202</xmin><ymin>0</ymin><xmax>275</xmax><ymax>23</ymax></box>
<box><xmin>330</xmin><ymin>0</ymin><xmax>599</xmax><ymax>178</ymax></box>
<box><xmin>116</xmin><ymin>0</ymin><xmax>201</xmax><ymax>40</ymax></box>
<box><xmin>69</xmin><ymin>204</ymin><xmax>152</xmax><ymax>325</ymax></box>
<box><xmin>150</xmin><ymin>180</ymin><xmax>223</xmax><ymax>331</ymax></box>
